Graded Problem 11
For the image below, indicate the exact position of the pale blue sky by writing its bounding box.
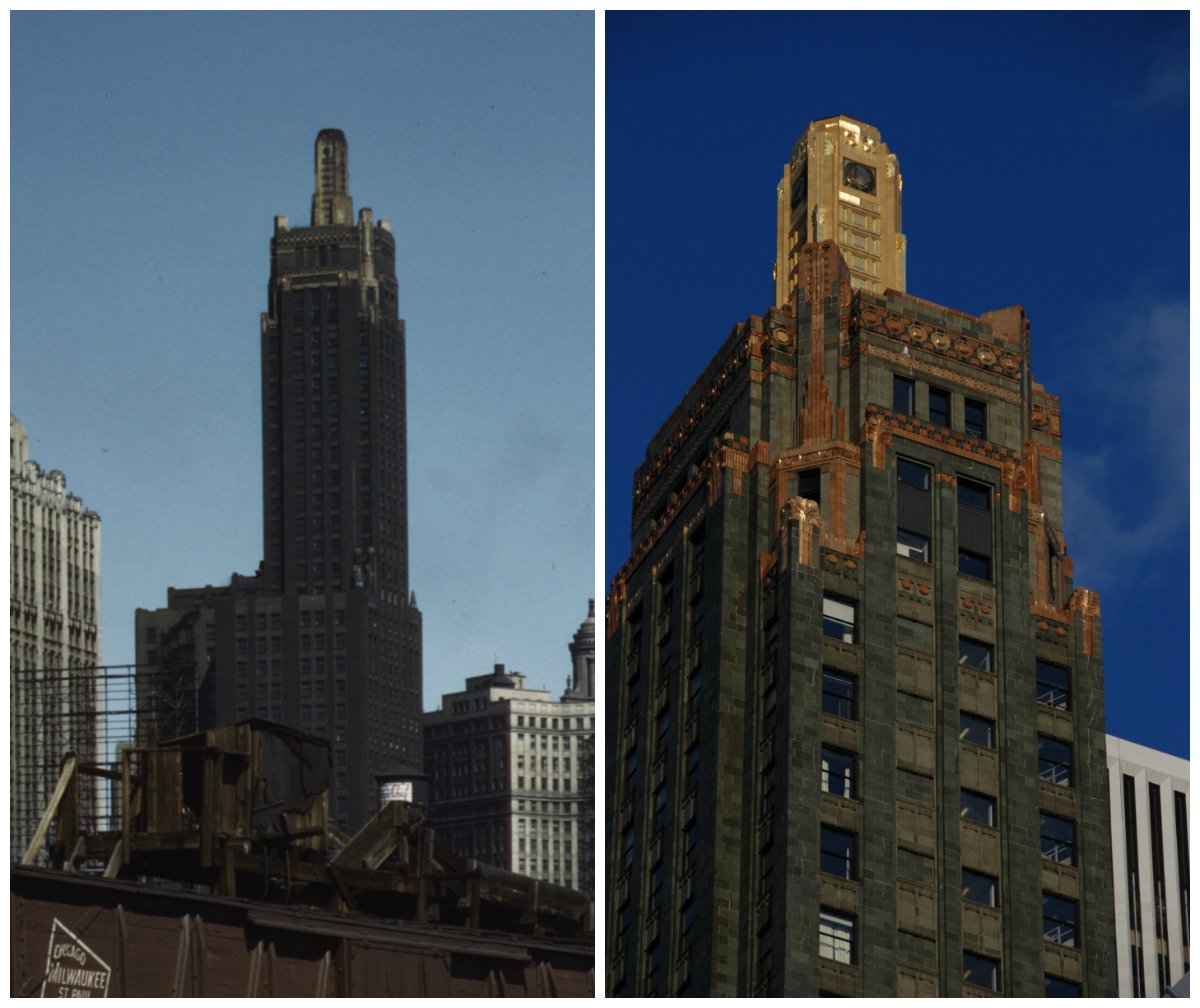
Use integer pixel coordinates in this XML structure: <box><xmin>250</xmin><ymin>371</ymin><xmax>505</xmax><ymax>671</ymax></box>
<box><xmin>11</xmin><ymin>12</ymin><xmax>596</xmax><ymax>708</ymax></box>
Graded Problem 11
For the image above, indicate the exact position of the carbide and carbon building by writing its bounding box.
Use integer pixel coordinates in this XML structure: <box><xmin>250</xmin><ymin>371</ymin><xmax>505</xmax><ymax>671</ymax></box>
<box><xmin>136</xmin><ymin>131</ymin><xmax>422</xmax><ymax>833</ymax></box>
<box><xmin>424</xmin><ymin>601</ymin><xmax>596</xmax><ymax>894</ymax></box>
<box><xmin>605</xmin><ymin>116</ymin><xmax>1116</xmax><ymax>996</ymax></box>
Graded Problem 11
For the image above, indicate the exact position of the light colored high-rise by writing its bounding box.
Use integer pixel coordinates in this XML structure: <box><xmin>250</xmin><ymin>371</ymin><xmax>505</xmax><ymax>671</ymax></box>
<box><xmin>424</xmin><ymin>601</ymin><xmax>596</xmax><ymax>894</ymax></box>
<box><xmin>10</xmin><ymin>415</ymin><xmax>101</xmax><ymax>858</ymax></box>
<box><xmin>1106</xmin><ymin>735</ymin><xmax>1189</xmax><ymax>997</ymax></box>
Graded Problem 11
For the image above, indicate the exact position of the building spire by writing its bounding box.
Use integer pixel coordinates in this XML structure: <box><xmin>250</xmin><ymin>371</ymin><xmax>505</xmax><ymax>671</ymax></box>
<box><xmin>311</xmin><ymin>129</ymin><xmax>353</xmax><ymax>226</ymax></box>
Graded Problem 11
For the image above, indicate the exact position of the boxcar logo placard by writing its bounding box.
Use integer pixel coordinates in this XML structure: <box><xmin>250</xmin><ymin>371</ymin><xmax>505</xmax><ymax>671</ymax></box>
<box><xmin>40</xmin><ymin>918</ymin><xmax>111</xmax><ymax>997</ymax></box>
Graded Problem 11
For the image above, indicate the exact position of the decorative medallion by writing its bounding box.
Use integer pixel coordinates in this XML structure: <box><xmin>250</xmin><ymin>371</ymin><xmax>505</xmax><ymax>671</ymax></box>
<box><xmin>1001</xmin><ymin>355</ymin><xmax>1019</xmax><ymax>371</ymax></box>
<box><xmin>908</xmin><ymin>325</ymin><xmax>924</xmax><ymax>341</ymax></box>
<box><xmin>977</xmin><ymin>348</ymin><xmax>996</xmax><ymax>365</ymax></box>
<box><xmin>931</xmin><ymin>332</ymin><xmax>951</xmax><ymax>350</ymax></box>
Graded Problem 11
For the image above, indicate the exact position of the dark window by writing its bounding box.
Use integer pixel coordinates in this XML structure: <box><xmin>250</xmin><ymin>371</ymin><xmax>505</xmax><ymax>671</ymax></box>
<box><xmin>965</xmin><ymin>398</ymin><xmax>987</xmax><ymax>438</ymax></box>
<box><xmin>1036</xmin><ymin>659</ymin><xmax>1070</xmax><ymax>709</ymax></box>
<box><xmin>961</xmin><ymin>789</ymin><xmax>996</xmax><ymax>827</ymax></box>
<box><xmin>963</xmin><ymin>952</ymin><xmax>1000</xmax><ymax>992</ymax></box>
<box><xmin>896</xmin><ymin>458</ymin><xmax>932</xmax><ymax>561</ymax></box>
<box><xmin>1043</xmin><ymin>893</ymin><xmax>1078</xmax><ymax>947</ymax></box>
<box><xmin>1174</xmin><ymin>791</ymin><xmax>1190</xmax><ymax>949</ymax></box>
<box><xmin>819</xmin><ymin>909</ymin><xmax>855</xmax><ymax>964</ymax></box>
<box><xmin>1038</xmin><ymin>736</ymin><xmax>1072</xmax><ymax>787</ymax></box>
<box><xmin>893</xmin><ymin>375</ymin><xmax>914</xmax><ymax>415</ymax></box>
<box><xmin>957</xmin><ymin>477</ymin><xmax>992</xmax><ymax>579</ymax></box>
<box><xmin>1040</xmin><ymin>813</ymin><xmax>1075</xmax><ymax>865</ymax></box>
<box><xmin>962</xmin><ymin>868</ymin><xmax>999</xmax><ymax>907</ymax></box>
<box><xmin>1044</xmin><ymin>975</ymin><xmax>1081</xmax><ymax>997</ymax></box>
<box><xmin>959</xmin><ymin>712</ymin><xmax>995</xmax><ymax>749</ymax></box>
<box><xmin>929</xmin><ymin>386</ymin><xmax>950</xmax><ymax>427</ymax></box>
<box><xmin>820</xmin><ymin>826</ymin><xmax>856</xmax><ymax>880</ymax></box>
<box><xmin>958</xmin><ymin>637</ymin><xmax>993</xmax><ymax>673</ymax></box>
<box><xmin>821</xmin><ymin>747</ymin><xmax>855</xmax><ymax>799</ymax></box>
<box><xmin>797</xmin><ymin>468</ymin><xmax>821</xmax><ymax>506</ymax></box>
<box><xmin>1149</xmin><ymin>783</ymin><xmax>1172</xmax><ymax>991</ymax></box>
<box><xmin>1124</xmin><ymin>774</ymin><xmax>1147</xmax><ymax>996</ymax></box>
<box><xmin>821</xmin><ymin>670</ymin><xmax>856</xmax><ymax>720</ymax></box>
<box><xmin>822</xmin><ymin>595</ymin><xmax>856</xmax><ymax>644</ymax></box>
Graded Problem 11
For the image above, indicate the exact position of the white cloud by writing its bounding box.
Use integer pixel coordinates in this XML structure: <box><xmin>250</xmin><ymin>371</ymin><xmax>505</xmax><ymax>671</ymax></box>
<box><xmin>1058</xmin><ymin>293</ymin><xmax>1188</xmax><ymax>596</ymax></box>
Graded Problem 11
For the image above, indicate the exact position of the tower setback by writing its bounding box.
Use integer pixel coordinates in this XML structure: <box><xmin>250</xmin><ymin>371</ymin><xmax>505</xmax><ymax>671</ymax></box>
<box><xmin>606</xmin><ymin>117</ymin><xmax>1115</xmax><ymax>997</ymax></box>
<box><xmin>136</xmin><ymin>131</ymin><xmax>422</xmax><ymax>833</ymax></box>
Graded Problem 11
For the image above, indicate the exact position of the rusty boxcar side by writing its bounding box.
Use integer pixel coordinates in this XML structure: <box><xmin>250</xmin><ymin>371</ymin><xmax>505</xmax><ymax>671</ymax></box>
<box><xmin>12</xmin><ymin>866</ymin><xmax>594</xmax><ymax>997</ymax></box>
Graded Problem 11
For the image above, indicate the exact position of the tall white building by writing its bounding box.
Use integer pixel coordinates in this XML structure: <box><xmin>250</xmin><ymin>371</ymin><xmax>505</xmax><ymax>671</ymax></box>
<box><xmin>1106</xmin><ymin>735</ymin><xmax>1189</xmax><ymax>997</ymax></box>
<box><xmin>10</xmin><ymin>415</ymin><xmax>101</xmax><ymax>857</ymax></box>
<box><xmin>423</xmin><ymin>601</ymin><xmax>595</xmax><ymax>894</ymax></box>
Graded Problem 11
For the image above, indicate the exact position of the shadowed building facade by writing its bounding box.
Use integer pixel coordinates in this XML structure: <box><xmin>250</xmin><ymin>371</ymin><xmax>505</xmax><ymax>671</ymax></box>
<box><xmin>605</xmin><ymin>116</ymin><xmax>1116</xmax><ymax>997</ymax></box>
<box><xmin>136</xmin><ymin>130</ymin><xmax>422</xmax><ymax>832</ymax></box>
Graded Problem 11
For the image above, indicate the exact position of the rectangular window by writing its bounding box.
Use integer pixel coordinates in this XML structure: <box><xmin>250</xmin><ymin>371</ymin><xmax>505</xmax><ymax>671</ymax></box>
<box><xmin>964</xmin><ymin>398</ymin><xmax>987</xmax><ymax>439</ymax></box>
<box><xmin>818</xmin><ymin>909</ymin><xmax>855</xmax><ymax>964</ymax></box>
<box><xmin>822</xmin><ymin>595</ymin><xmax>856</xmax><ymax>644</ymax></box>
<box><xmin>959</xmin><ymin>712</ymin><xmax>995</xmax><ymax>748</ymax></box>
<box><xmin>821</xmin><ymin>747</ymin><xmax>855</xmax><ymax>799</ymax></box>
<box><xmin>929</xmin><ymin>386</ymin><xmax>950</xmax><ymax>427</ymax></box>
<box><xmin>962</xmin><ymin>868</ymin><xmax>999</xmax><ymax>907</ymax></box>
<box><xmin>1036</xmin><ymin>659</ymin><xmax>1070</xmax><ymax>709</ymax></box>
<box><xmin>1040</xmin><ymin>813</ymin><xmax>1075</xmax><ymax>865</ymax></box>
<box><xmin>1123</xmin><ymin>774</ymin><xmax>1148</xmax><ymax>996</ymax></box>
<box><xmin>1174</xmin><ymin>791</ymin><xmax>1190</xmax><ymax>949</ymax></box>
<box><xmin>820</xmin><ymin>826</ymin><xmax>856</xmax><ymax>880</ymax></box>
<box><xmin>1043</xmin><ymin>893</ymin><xmax>1078</xmax><ymax>947</ymax></box>
<box><xmin>958</xmin><ymin>637</ymin><xmax>993</xmax><ymax>673</ymax></box>
<box><xmin>821</xmin><ymin>669</ymin><xmax>856</xmax><ymax>721</ymax></box>
<box><xmin>796</xmin><ymin>467</ymin><xmax>821</xmax><ymax>506</ymax></box>
<box><xmin>957</xmin><ymin>477</ymin><xmax>992</xmax><ymax>579</ymax></box>
<box><xmin>1044</xmin><ymin>975</ymin><xmax>1082</xmax><ymax>997</ymax></box>
<box><xmin>1038</xmin><ymin>736</ymin><xmax>1073</xmax><ymax>787</ymax></box>
<box><xmin>961</xmin><ymin>789</ymin><xmax>996</xmax><ymax>827</ymax></box>
<box><xmin>1148</xmin><ymin>783</ymin><xmax>1172</xmax><ymax>991</ymax></box>
<box><xmin>896</xmin><ymin>458</ymin><xmax>932</xmax><ymax>561</ymax></box>
<box><xmin>893</xmin><ymin>375</ymin><xmax>915</xmax><ymax>414</ymax></box>
<box><xmin>963</xmin><ymin>952</ymin><xmax>1000</xmax><ymax>992</ymax></box>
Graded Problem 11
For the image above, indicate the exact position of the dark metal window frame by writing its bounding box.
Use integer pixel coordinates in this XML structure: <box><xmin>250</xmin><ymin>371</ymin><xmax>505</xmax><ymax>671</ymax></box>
<box><xmin>821</xmin><ymin>669</ymin><xmax>856</xmax><ymax>721</ymax></box>
<box><xmin>962</xmin><ymin>867</ymin><xmax>1000</xmax><ymax>907</ymax></box>
<box><xmin>820</xmin><ymin>825</ymin><xmax>856</xmax><ymax>881</ymax></box>
<box><xmin>1043</xmin><ymin>892</ymin><xmax>1078</xmax><ymax>947</ymax></box>
<box><xmin>1038</xmin><ymin>735</ymin><xmax>1073</xmax><ymax>788</ymax></box>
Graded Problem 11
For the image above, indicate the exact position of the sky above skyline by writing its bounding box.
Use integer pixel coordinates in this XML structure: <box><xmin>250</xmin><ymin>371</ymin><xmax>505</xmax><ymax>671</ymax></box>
<box><xmin>606</xmin><ymin>11</ymin><xmax>1189</xmax><ymax>759</ymax></box>
<box><xmin>11</xmin><ymin>12</ymin><xmax>595</xmax><ymax>709</ymax></box>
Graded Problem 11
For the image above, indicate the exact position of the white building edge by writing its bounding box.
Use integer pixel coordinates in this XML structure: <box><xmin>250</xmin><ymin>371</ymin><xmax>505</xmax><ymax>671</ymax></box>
<box><xmin>1106</xmin><ymin>734</ymin><xmax>1189</xmax><ymax>997</ymax></box>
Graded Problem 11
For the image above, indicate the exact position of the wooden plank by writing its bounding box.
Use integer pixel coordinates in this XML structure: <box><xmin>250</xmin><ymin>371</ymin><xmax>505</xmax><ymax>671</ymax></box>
<box><xmin>21</xmin><ymin>754</ymin><xmax>77</xmax><ymax>865</ymax></box>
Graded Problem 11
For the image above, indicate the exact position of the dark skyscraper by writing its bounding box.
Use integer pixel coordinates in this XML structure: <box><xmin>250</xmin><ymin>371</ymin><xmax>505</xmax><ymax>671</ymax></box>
<box><xmin>605</xmin><ymin>116</ymin><xmax>1115</xmax><ymax>997</ymax></box>
<box><xmin>137</xmin><ymin>130</ymin><xmax>422</xmax><ymax>832</ymax></box>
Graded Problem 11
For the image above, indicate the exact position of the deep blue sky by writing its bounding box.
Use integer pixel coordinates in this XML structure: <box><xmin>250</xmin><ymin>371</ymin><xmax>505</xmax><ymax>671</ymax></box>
<box><xmin>11</xmin><ymin>12</ymin><xmax>595</xmax><ymax>710</ymax></box>
<box><xmin>605</xmin><ymin>12</ymin><xmax>1189</xmax><ymax>758</ymax></box>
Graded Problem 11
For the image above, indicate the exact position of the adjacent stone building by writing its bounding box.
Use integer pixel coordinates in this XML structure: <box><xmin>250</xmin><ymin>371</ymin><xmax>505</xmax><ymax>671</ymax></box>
<box><xmin>10</xmin><ymin>415</ymin><xmax>101</xmax><ymax>857</ymax></box>
<box><xmin>606</xmin><ymin>116</ymin><xmax>1116</xmax><ymax>996</ymax></box>
<box><xmin>424</xmin><ymin>602</ymin><xmax>596</xmax><ymax>894</ymax></box>
<box><xmin>136</xmin><ymin>130</ymin><xmax>422</xmax><ymax>833</ymax></box>
<box><xmin>1106</xmin><ymin>735</ymin><xmax>1189</xmax><ymax>997</ymax></box>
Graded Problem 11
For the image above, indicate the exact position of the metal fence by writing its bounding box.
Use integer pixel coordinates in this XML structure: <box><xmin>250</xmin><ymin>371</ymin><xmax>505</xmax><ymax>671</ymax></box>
<box><xmin>10</xmin><ymin>663</ymin><xmax>200</xmax><ymax>862</ymax></box>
